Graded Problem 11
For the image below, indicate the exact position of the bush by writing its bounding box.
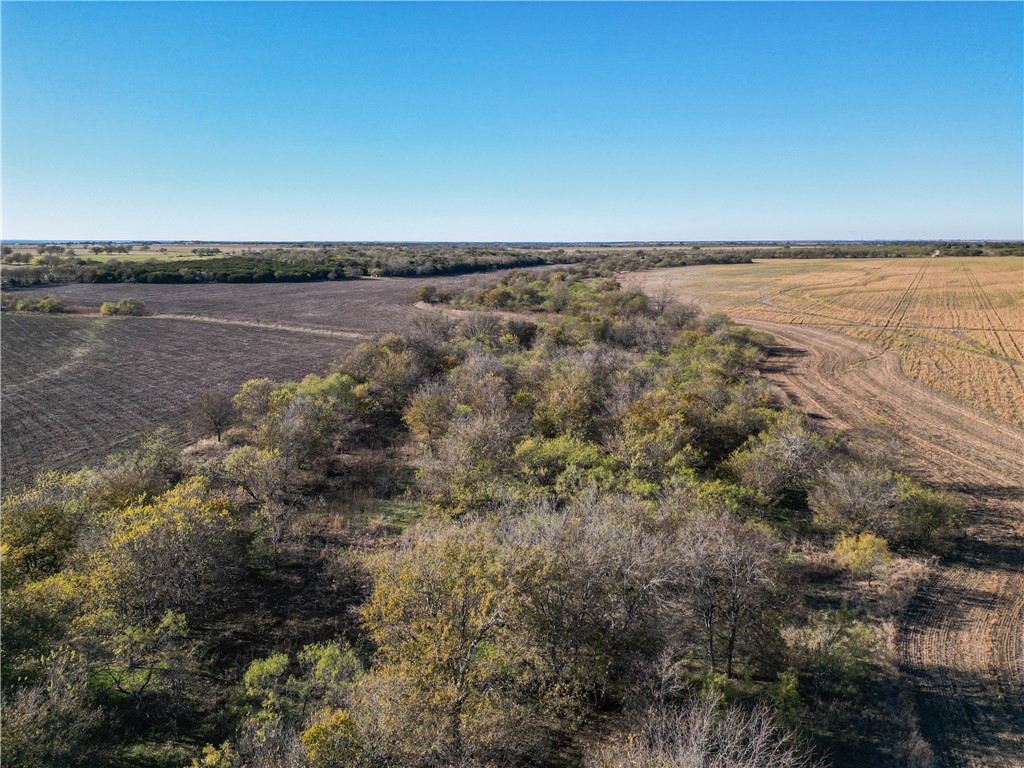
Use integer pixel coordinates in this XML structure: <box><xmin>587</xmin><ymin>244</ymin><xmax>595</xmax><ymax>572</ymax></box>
<box><xmin>0</xmin><ymin>649</ymin><xmax>104</xmax><ymax>767</ymax></box>
<box><xmin>586</xmin><ymin>694</ymin><xmax>819</xmax><ymax>768</ymax></box>
<box><xmin>810</xmin><ymin>464</ymin><xmax>965</xmax><ymax>548</ymax></box>
<box><xmin>833</xmin><ymin>532</ymin><xmax>892</xmax><ymax>582</ymax></box>
<box><xmin>2</xmin><ymin>294</ymin><xmax>67</xmax><ymax>313</ymax></box>
<box><xmin>796</xmin><ymin>607</ymin><xmax>879</xmax><ymax>697</ymax></box>
<box><xmin>99</xmin><ymin>298</ymin><xmax>146</xmax><ymax>316</ymax></box>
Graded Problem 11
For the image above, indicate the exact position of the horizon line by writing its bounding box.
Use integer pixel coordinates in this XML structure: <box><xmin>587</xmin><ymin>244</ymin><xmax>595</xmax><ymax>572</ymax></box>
<box><xmin>4</xmin><ymin>238</ymin><xmax>1022</xmax><ymax>246</ymax></box>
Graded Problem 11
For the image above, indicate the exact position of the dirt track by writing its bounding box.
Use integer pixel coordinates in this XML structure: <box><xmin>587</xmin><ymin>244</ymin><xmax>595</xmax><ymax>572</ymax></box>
<box><xmin>624</xmin><ymin>272</ymin><xmax>1024</xmax><ymax>767</ymax></box>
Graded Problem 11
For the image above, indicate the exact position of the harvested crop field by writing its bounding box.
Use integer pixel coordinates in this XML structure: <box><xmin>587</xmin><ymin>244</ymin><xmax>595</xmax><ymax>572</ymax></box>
<box><xmin>626</xmin><ymin>257</ymin><xmax>1024</xmax><ymax>425</ymax></box>
<box><xmin>627</xmin><ymin>262</ymin><xmax>1024</xmax><ymax>767</ymax></box>
<box><xmin>1</xmin><ymin>273</ymin><xmax>510</xmax><ymax>489</ymax></box>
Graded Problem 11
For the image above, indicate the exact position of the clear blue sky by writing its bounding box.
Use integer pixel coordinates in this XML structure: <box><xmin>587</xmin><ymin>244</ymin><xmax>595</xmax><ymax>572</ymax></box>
<box><xmin>2</xmin><ymin>1</ymin><xmax>1021</xmax><ymax>241</ymax></box>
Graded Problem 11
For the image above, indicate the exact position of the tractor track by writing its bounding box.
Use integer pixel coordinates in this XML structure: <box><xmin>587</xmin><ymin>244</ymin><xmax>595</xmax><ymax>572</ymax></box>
<box><xmin>750</xmin><ymin>321</ymin><xmax>1024</xmax><ymax>768</ymax></box>
<box><xmin>624</xmin><ymin>270</ymin><xmax>1024</xmax><ymax>767</ymax></box>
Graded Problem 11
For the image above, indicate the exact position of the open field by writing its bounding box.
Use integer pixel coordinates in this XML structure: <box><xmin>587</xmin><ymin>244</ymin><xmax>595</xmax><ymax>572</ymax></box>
<box><xmin>0</xmin><ymin>273</ymin><xmax>506</xmax><ymax>489</ymax></box>
<box><xmin>0</xmin><ymin>315</ymin><xmax>355</xmax><ymax>488</ymax></box>
<box><xmin>626</xmin><ymin>258</ymin><xmax>1024</xmax><ymax>425</ymax></box>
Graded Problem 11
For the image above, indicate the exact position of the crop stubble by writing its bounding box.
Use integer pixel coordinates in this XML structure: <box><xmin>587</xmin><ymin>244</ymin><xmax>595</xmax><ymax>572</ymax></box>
<box><xmin>627</xmin><ymin>264</ymin><xmax>1024</xmax><ymax>767</ymax></box>
<box><xmin>631</xmin><ymin>258</ymin><xmax>1024</xmax><ymax>425</ymax></box>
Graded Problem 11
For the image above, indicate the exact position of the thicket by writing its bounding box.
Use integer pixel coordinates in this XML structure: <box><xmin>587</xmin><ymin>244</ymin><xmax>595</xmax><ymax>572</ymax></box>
<box><xmin>1</xmin><ymin>276</ymin><xmax>962</xmax><ymax>767</ymax></box>
<box><xmin>0</xmin><ymin>293</ymin><xmax>67</xmax><ymax>313</ymax></box>
<box><xmin>0</xmin><ymin>244</ymin><xmax>750</xmax><ymax>287</ymax></box>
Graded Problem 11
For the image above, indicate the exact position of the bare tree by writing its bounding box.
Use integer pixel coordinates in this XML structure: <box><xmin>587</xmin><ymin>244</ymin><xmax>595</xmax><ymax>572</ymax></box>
<box><xmin>190</xmin><ymin>387</ymin><xmax>235</xmax><ymax>441</ymax></box>
<box><xmin>672</xmin><ymin>512</ymin><xmax>781</xmax><ymax>678</ymax></box>
<box><xmin>587</xmin><ymin>694</ymin><xmax>820</xmax><ymax>768</ymax></box>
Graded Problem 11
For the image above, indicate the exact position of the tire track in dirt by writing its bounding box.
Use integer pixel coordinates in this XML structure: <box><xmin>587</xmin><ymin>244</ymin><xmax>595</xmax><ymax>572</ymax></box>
<box><xmin>624</xmin><ymin>271</ymin><xmax>1024</xmax><ymax>767</ymax></box>
<box><xmin>149</xmin><ymin>313</ymin><xmax>372</xmax><ymax>340</ymax></box>
<box><xmin>961</xmin><ymin>261</ymin><xmax>1024</xmax><ymax>393</ymax></box>
<box><xmin>748</xmin><ymin>322</ymin><xmax>1024</xmax><ymax>768</ymax></box>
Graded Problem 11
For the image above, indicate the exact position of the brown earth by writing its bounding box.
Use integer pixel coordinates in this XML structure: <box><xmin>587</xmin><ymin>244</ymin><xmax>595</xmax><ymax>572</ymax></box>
<box><xmin>0</xmin><ymin>273</ymin><xmax>525</xmax><ymax>490</ymax></box>
<box><xmin>625</xmin><ymin>271</ymin><xmax>1024</xmax><ymax>767</ymax></box>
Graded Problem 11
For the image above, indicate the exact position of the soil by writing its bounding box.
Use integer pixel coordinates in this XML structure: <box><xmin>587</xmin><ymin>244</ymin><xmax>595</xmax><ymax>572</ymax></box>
<box><xmin>625</xmin><ymin>271</ymin><xmax>1024</xmax><ymax>767</ymax></box>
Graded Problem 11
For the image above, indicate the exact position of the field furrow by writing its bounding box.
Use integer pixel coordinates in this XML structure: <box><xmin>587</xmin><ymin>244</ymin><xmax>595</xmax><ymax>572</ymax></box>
<box><xmin>625</xmin><ymin>261</ymin><xmax>1024</xmax><ymax>767</ymax></box>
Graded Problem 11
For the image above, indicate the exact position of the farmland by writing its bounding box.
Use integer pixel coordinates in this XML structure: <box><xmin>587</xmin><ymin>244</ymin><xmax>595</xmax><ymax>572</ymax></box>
<box><xmin>626</xmin><ymin>257</ymin><xmax>1024</xmax><ymax>425</ymax></box>
<box><xmin>627</xmin><ymin>257</ymin><xmax>1024</xmax><ymax>766</ymax></box>
<box><xmin>0</xmin><ymin>273</ymin><xmax>509</xmax><ymax>489</ymax></box>
<box><xmin>0</xmin><ymin>315</ymin><xmax>354</xmax><ymax>488</ymax></box>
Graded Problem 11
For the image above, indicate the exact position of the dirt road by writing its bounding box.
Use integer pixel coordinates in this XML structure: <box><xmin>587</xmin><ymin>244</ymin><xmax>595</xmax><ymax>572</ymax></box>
<box><xmin>624</xmin><ymin>272</ymin><xmax>1024</xmax><ymax>767</ymax></box>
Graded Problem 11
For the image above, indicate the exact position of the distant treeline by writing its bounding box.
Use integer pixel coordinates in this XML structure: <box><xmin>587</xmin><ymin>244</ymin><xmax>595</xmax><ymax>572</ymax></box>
<box><xmin>3</xmin><ymin>241</ymin><xmax>1019</xmax><ymax>288</ymax></box>
<box><xmin>726</xmin><ymin>242</ymin><xmax>1023</xmax><ymax>259</ymax></box>
<box><xmin>0</xmin><ymin>246</ymin><xmax>751</xmax><ymax>287</ymax></box>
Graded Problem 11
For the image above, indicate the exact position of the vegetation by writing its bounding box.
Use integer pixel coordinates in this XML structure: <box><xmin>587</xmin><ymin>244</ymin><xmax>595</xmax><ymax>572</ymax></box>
<box><xmin>1</xmin><ymin>272</ymin><xmax>964</xmax><ymax>767</ymax></box>
<box><xmin>1</xmin><ymin>293</ymin><xmax>67</xmax><ymax>313</ymax></box>
<box><xmin>99</xmin><ymin>298</ymin><xmax>148</xmax><ymax>316</ymax></box>
<box><xmin>633</xmin><ymin>256</ymin><xmax>1024</xmax><ymax>425</ymax></box>
<box><xmin>2</xmin><ymin>242</ymin><xmax>750</xmax><ymax>287</ymax></box>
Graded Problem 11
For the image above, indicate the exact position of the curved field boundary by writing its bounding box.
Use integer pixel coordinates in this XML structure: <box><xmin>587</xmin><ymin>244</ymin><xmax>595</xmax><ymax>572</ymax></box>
<box><xmin>624</xmin><ymin>271</ymin><xmax>1024</xmax><ymax>767</ymax></box>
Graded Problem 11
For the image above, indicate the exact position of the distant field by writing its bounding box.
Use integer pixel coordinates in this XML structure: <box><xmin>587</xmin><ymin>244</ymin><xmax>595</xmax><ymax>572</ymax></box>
<box><xmin>0</xmin><ymin>273</ymin><xmax>515</xmax><ymax>488</ymax></box>
<box><xmin>0</xmin><ymin>315</ymin><xmax>354</xmax><ymax>487</ymax></box>
<box><xmin>72</xmin><ymin>249</ymin><xmax>236</xmax><ymax>263</ymax></box>
<box><xmin>628</xmin><ymin>257</ymin><xmax>1024</xmax><ymax>425</ymax></box>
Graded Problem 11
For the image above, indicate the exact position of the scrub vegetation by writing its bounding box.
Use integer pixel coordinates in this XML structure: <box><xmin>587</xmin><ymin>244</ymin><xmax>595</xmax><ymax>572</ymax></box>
<box><xmin>2</xmin><ymin>272</ymin><xmax>963</xmax><ymax>768</ymax></box>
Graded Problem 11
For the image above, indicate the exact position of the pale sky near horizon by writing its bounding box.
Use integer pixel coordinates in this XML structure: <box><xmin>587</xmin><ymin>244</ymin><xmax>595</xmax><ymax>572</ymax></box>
<box><xmin>2</xmin><ymin>1</ymin><xmax>1022</xmax><ymax>241</ymax></box>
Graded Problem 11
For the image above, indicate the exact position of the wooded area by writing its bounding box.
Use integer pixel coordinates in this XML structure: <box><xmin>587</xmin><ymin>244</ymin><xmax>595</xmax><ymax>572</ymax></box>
<box><xmin>2</xmin><ymin>273</ymin><xmax>965</xmax><ymax>767</ymax></box>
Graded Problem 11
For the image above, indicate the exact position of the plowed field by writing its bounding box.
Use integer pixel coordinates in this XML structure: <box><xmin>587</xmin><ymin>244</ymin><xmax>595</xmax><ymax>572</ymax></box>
<box><xmin>1</xmin><ymin>274</ymin><xmax>506</xmax><ymax>489</ymax></box>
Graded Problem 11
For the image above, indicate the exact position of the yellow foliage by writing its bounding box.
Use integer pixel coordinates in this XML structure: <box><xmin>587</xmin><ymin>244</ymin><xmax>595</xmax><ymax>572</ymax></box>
<box><xmin>301</xmin><ymin>709</ymin><xmax>361</xmax><ymax>767</ymax></box>
<box><xmin>85</xmin><ymin>476</ymin><xmax>236</xmax><ymax>618</ymax></box>
<box><xmin>834</xmin><ymin>532</ymin><xmax>892</xmax><ymax>580</ymax></box>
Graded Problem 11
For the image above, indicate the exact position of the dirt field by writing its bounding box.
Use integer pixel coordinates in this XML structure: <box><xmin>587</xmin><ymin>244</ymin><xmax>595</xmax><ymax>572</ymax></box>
<box><xmin>0</xmin><ymin>315</ymin><xmax>357</xmax><ymax>488</ymax></box>
<box><xmin>627</xmin><ymin>268</ymin><xmax>1024</xmax><ymax>768</ymax></box>
<box><xmin>627</xmin><ymin>258</ymin><xmax>1024</xmax><ymax>425</ymax></box>
<box><xmin>1</xmin><ymin>274</ymin><xmax>506</xmax><ymax>489</ymax></box>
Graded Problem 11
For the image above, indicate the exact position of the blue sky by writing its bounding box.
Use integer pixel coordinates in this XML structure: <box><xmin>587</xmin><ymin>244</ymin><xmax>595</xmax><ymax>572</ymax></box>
<box><xmin>2</xmin><ymin>2</ymin><xmax>1021</xmax><ymax>241</ymax></box>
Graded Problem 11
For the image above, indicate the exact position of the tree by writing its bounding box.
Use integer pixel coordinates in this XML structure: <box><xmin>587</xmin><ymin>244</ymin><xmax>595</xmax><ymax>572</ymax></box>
<box><xmin>83</xmin><ymin>476</ymin><xmax>239</xmax><ymax>622</ymax></box>
<box><xmin>0</xmin><ymin>469</ymin><xmax>98</xmax><ymax>586</ymax></box>
<box><xmin>0</xmin><ymin>649</ymin><xmax>104</xmax><ymax>768</ymax></box>
<box><xmin>358</xmin><ymin>528</ymin><xmax>520</xmax><ymax>765</ymax></box>
<box><xmin>586</xmin><ymin>694</ymin><xmax>818</xmax><ymax>768</ymax></box>
<box><xmin>725</xmin><ymin>416</ymin><xmax>831</xmax><ymax>511</ymax></box>
<box><xmin>833</xmin><ymin>532</ymin><xmax>891</xmax><ymax>582</ymax></box>
<box><xmin>672</xmin><ymin>512</ymin><xmax>782</xmax><ymax>678</ymax></box>
<box><xmin>190</xmin><ymin>387</ymin><xmax>235</xmax><ymax>441</ymax></box>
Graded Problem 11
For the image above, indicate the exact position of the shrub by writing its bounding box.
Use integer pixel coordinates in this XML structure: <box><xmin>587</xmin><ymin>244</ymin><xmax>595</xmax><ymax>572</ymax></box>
<box><xmin>796</xmin><ymin>607</ymin><xmax>879</xmax><ymax>696</ymax></box>
<box><xmin>833</xmin><ymin>532</ymin><xmax>892</xmax><ymax>582</ymax></box>
<box><xmin>0</xmin><ymin>649</ymin><xmax>104</xmax><ymax>768</ymax></box>
<box><xmin>4</xmin><ymin>294</ymin><xmax>67</xmax><ymax>313</ymax></box>
<box><xmin>586</xmin><ymin>694</ymin><xmax>819</xmax><ymax>768</ymax></box>
<box><xmin>99</xmin><ymin>298</ymin><xmax>146</xmax><ymax>316</ymax></box>
<box><xmin>810</xmin><ymin>464</ymin><xmax>965</xmax><ymax>548</ymax></box>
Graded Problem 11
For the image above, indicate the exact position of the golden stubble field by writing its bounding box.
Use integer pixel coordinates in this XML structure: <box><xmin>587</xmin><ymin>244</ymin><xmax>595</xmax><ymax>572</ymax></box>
<box><xmin>629</xmin><ymin>257</ymin><xmax>1024</xmax><ymax>426</ymax></box>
